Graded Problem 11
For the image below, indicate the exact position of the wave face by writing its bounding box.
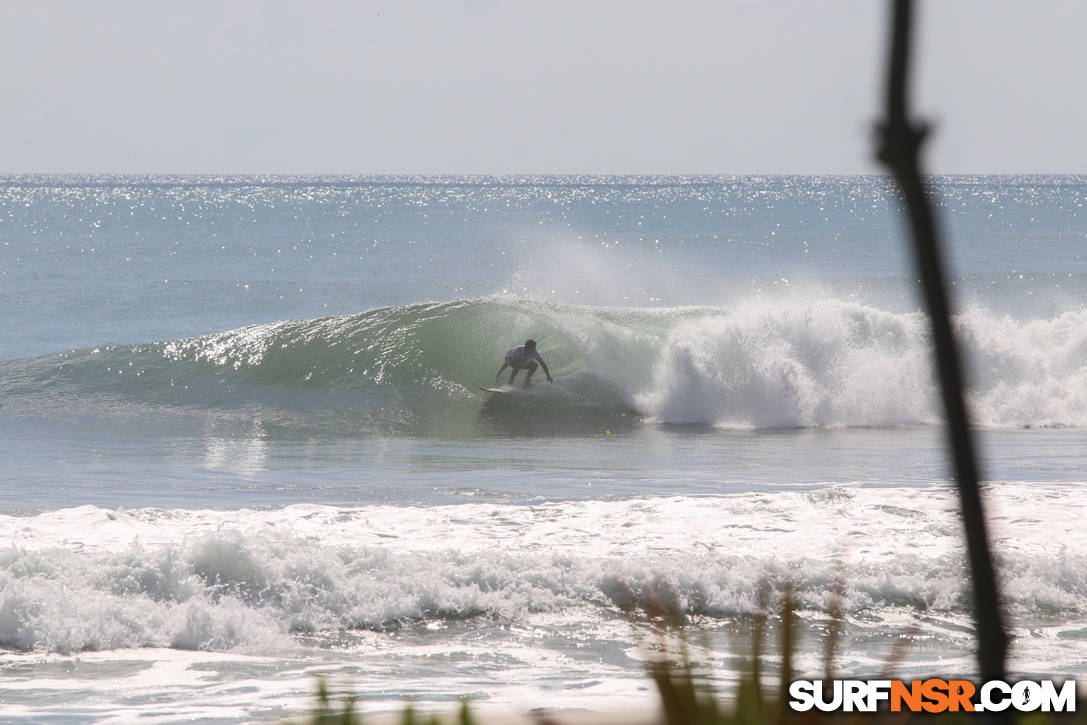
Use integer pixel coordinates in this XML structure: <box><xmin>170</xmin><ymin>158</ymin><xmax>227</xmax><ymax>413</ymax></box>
<box><xmin>3</xmin><ymin>298</ymin><xmax>1086</xmax><ymax>432</ymax></box>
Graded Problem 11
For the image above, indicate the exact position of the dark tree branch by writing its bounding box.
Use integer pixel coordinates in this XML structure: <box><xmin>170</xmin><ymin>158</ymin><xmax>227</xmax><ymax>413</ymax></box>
<box><xmin>875</xmin><ymin>0</ymin><xmax>1008</xmax><ymax>683</ymax></box>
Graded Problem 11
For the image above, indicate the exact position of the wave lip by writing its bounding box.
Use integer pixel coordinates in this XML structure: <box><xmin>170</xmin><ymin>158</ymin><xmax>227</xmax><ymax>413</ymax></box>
<box><xmin>2</xmin><ymin>297</ymin><xmax>1086</xmax><ymax>431</ymax></box>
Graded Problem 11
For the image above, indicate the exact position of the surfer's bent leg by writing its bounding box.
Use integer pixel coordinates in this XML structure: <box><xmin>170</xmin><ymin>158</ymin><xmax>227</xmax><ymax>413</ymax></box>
<box><xmin>522</xmin><ymin>361</ymin><xmax>538</xmax><ymax>385</ymax></box>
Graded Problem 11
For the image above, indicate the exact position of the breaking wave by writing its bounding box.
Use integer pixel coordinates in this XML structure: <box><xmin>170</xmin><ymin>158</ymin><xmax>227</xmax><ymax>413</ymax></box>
<box><xmin>3</xmin><ymin>298</ymin><xmax>1086</xmax><ymax>432</ymax></box>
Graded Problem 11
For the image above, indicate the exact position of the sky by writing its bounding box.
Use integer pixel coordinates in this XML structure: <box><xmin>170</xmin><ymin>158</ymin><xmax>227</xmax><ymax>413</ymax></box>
<box><xmin>2</xmin><ymin>0</ymin><xmax>1085</xmax><ymax>175</ymax></box>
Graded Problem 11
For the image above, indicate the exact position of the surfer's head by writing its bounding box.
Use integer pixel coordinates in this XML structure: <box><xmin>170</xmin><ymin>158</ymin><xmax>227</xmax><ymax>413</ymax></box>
<box><xmin>524</xmin><ymin>339</ymin><xmax>537</xmax><ymax>350</ymax></box>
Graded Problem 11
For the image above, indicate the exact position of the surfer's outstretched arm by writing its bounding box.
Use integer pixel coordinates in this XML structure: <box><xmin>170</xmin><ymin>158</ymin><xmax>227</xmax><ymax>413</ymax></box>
<box><xmin>496</xmin><ymin>361</ymin><xmax>509</xmax><ymax>378</ymax></box>
<box><xmin>538</xmin><ymin>356</ymin><xmax>553</xmax><ymax>383</ymax></box>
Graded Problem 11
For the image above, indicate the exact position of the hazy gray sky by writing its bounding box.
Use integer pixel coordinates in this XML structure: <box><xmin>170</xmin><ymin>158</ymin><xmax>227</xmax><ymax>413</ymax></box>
<box><xmin>2</xmin><ymin>1</ymin><xmax>1084</xmax><ymax>175</ymax></box>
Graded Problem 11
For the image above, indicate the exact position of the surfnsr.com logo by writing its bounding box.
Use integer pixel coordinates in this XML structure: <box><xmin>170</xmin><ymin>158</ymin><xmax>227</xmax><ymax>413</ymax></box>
<box><xmin>789</xmin><ymin>679</ymin><xmax>1077</xmax><ymax>713</ymax></box>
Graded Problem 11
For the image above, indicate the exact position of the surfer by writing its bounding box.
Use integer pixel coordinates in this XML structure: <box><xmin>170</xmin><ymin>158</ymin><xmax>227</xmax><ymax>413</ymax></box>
<box><xmin>496</xmin><ymin>339</ymin><xmax>553</xmax><ymax>387</ymax></box>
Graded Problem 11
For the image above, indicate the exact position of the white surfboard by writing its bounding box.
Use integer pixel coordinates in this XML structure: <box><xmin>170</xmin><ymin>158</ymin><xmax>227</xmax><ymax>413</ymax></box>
<box><xmin>479</xmin><ymin>384</ymin><xmax>534</xmax><ymax>394</ymax></box>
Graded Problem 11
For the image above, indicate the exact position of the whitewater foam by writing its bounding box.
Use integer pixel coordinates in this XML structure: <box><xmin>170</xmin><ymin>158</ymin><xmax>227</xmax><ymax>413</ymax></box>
<box><xmin>2</xmin><ymin>485</ymin><xmax>1084</xmax><ymax>657</ymax></box>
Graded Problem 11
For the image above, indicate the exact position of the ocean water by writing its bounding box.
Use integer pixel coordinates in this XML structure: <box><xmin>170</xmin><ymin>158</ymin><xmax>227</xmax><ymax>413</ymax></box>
<box><xmin>0</xmin><ymin>175</ymin><xmax>1085</xmax><ymax>723</ymax></box>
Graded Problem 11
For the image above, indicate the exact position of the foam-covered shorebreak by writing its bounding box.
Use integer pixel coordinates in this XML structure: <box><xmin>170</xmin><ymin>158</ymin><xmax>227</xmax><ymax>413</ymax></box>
<box><xmin>3</xmin><ymin>482</ymin><xmax>1086</xmax><ymax>720</ymax></box>
<box><xmin>3</xmin><ymin>298</ymin><xmax>1087</xmax><ymax>431</ymax></box>
<box><xmin>2</xmin><ymin>485</ymin><xmax>1084</xmax><ymax>657</ymax></box>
